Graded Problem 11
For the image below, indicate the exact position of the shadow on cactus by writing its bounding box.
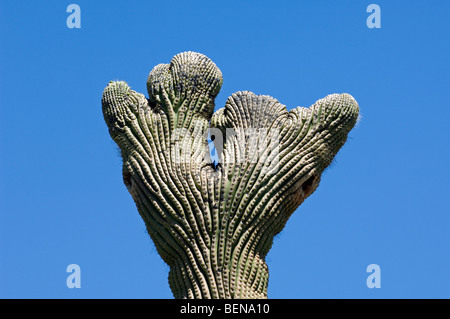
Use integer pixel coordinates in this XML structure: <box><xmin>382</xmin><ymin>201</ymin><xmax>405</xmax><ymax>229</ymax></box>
<box><xmin>102</xmin><ymin>51</ymin><xmax>359</xmax><ymax>299</ymax></box>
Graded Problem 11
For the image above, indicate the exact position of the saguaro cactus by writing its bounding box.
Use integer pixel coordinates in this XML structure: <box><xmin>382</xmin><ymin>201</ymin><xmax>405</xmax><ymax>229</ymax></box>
<box><xmin>102</xmin><ymin>52</ymin><xmax>359</xmax><ymax>299</ymax></box>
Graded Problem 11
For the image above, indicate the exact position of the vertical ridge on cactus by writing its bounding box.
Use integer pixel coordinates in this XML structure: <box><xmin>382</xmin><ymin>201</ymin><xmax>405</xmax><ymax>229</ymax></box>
<box><xmin>102</xmin><ymin>51</ymin><xmax>359</xmax><ymax>299</ymax></box>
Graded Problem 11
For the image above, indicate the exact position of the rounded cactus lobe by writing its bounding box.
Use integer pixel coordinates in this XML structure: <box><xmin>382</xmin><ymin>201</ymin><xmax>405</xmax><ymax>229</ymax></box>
<box><xmin>147</xmin><ymin>51</ymin><xmax>223</xmax><ymax>121</ymax></box>
<box><xmin>102</xmin><ymin>52</ymin><xmax>359</xmax><ymax>299</ymax></box>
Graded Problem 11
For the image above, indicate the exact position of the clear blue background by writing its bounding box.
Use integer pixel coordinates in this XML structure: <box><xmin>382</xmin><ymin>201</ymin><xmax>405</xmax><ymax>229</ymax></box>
<box><xmin>0</xmin><ymin>0</ymin><xmax>449</xmax><ymax>298</ymax></box>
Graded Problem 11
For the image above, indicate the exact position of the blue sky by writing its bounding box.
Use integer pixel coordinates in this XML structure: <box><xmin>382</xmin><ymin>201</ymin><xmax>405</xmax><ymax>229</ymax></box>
<box><xmin>0</xmin><ymin>0</ymin><xmax>449</xmax><ymax>298</ymax></box>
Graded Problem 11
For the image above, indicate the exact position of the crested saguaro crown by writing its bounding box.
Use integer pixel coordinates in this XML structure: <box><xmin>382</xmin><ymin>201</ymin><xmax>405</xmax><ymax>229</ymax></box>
<box><xmin>102</xmin><ymin>51</ymin><xmax>359</xmax><ymax>299</ymax></box>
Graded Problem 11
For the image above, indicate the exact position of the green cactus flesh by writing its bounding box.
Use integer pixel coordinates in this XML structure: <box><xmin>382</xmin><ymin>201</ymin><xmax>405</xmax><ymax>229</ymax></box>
<box><xmin>102</xmin><ymin>52</ymin><xmax>359</xmax><ymax>299</ymax></box>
